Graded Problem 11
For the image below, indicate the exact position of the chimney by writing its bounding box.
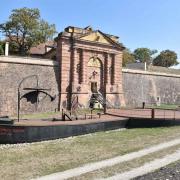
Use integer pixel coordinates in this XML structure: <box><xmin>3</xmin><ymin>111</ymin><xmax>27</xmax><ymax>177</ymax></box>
<box><xmin>5</xmin><ymin>42</ymin><xmax>9</xmax><ymax>56</ymax></box>
<box><xmin>144</xmin><ymin>62</ymin><xmax>147</xmax><ymax>71</ymax></box>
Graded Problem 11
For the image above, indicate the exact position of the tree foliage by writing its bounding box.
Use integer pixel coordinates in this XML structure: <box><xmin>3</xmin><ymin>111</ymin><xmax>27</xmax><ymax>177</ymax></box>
<box><xmin>153</xmin><ymin>50</ymin><xmax>179</xmax><ymax>67</ymax></box>
<box><xmin>0</xmin><ymin>7</ymin><xmax>56</xmax><ymax>55</ymax></box>
<box><xmin>0</xmin><ymin>45</ymin><xmax>4</xmax><ymax>55</ymax></box>
<box><xmin>0</xmin><ymin>41</ymin><xmax>4</xmax><ymax>55</ymax></box>
<box><xmin>133</xmin><ymin>48</ymin><xmax>157</xmax><ymax>64</ymax></box>
<box><xmin>122</xmin><ymin>49</ymin><xmax>135</xmax><ymax>67</ymax></box>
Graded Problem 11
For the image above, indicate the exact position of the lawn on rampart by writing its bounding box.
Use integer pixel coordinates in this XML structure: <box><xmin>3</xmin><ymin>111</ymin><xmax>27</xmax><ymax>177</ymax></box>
<box><xmin>0</xmin><ymin>126</ymin><xmax>180</xmax><ymax>179</ymax></box>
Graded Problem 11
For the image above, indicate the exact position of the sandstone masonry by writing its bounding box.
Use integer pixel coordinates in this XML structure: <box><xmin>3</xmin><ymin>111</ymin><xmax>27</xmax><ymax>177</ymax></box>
<box><xmin>56</xmin><ymin>26</ymin><xmax>125</xmax><ymax>109</ymax></box>
<box><xmin>0</xmin><ymin>56</ymin><xmax>59</xmax><ymax>116</ymax></box>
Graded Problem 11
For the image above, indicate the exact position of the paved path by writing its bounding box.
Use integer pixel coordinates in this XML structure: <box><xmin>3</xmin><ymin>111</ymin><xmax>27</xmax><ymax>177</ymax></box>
<box><xmin>108</xmin><ymin>109</ymin><xmax>180</xmax><ymax>119</ymax></box>
<box><xmin>103</xmin><ymin>150</ymin><xmax>180</xmax><ymax>180</ymax></box>
<box><xmin>34</xmin><ymin>138</ymin><xmax>180</xmax><ymax>180</ymax></box>
<box><xmin>15</xmin><ymin>115</ymin><xmax>127</xmax><ymax>126</ymax></box>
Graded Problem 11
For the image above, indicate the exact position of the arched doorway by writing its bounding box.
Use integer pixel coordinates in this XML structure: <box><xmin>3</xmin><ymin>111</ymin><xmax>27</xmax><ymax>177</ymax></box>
<box><xmin>87</xmin><ymin>57</ymin><xmax>103</xmax><ymax>94</ymax></box>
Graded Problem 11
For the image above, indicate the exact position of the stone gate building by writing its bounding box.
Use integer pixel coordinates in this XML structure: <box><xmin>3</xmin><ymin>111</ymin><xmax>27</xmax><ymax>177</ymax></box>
<box><xmin>0</xmin><ymin>26</ymin><xmax>180</xmax><ymax>116</ymax></box>
<box><xmin>56</xmin><ymin>26</ymin><xmax>125</xmax><ymax>109</ymax></box>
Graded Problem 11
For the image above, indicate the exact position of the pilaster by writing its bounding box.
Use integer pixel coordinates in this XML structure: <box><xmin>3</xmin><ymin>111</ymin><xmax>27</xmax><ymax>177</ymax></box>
<box><xmin>81</xmin><ymin>49</ymin><xmax>88</xmax><ymax>84</ymax></box>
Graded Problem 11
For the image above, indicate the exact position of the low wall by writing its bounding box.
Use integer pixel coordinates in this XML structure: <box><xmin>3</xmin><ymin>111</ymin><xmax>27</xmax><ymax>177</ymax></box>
<box><xmin>122</xmin><ymin>69</ymin><xmax>180</xmax><ymax>107</ymax></box>
<box><xmin>0</xmin><ymin>117</ymin><xmax>180</xmax><ymax>143</ymax></box>
<box><xmin>0</xmin><ymin>56</ymin><xmax>59</xmax><ymax>116</ymax></box>
<box><xmin>0</xmin><ymin>119</ymin><xmax>128</xmax><ymax>143</ymax></box>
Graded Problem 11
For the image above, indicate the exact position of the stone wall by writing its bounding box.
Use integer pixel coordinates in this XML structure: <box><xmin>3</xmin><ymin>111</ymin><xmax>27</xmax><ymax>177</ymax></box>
<box><xmin>122</xmin><ymin>69</ymin><xmax>180</xmax><ymax>107</ymax></box>
<box><xmin>1</xmin><ymin>56</ymin><xmax>180</xmax><ymax>116</ymax></box>
<box><xmin>0</xmin><ymin>56</ymin><xmax>59</xmax><ymax>116</ymax></box>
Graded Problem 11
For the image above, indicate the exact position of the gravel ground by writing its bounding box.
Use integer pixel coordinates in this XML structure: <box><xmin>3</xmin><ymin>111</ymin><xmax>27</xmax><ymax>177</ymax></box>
<box><xmin>134</xmin><ymin>160</ymin><xmax>180</xmax><ymax>180</ymax></box>
<box><xmin>0</xmin><ymin>128</ymin><xmax>126</xmax><ymax>150</ymax></box>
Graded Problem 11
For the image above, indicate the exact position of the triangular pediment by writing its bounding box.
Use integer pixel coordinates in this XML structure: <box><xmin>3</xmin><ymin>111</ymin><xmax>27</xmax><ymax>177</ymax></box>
<box><xmin>79</xmin><ymin>31</ymin><xmax>112</xmax><ymax>45</ymax></box>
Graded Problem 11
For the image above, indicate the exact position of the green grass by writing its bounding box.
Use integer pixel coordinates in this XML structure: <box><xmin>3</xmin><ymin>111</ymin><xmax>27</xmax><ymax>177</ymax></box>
<box><xmin>0</xmin><ymin>126</ymin><xmax>180</xmax><ymax>179</ymax></box>
<box><xmin>74</xmin><ymin>144</ymin><xmax>180</xmax><ymax>179</ymax></box>
<box><xmin>148</xmin><ymin>104</ymin><xmax>179</xmax><ymax>110</ymax></box>
<box><xmin>11</xmin><ymin>111</ymin><xmax>61</xmax><ymax>120</ymax></box>
<box><xmin>76</xmin><ymin>108</ymin><xmax>103</xmax><ymax>114</ymax></box>
<box><xmin>11</xmin><ymin>109</ymin><xmax>103</xmax><ymax>120</ymax></box>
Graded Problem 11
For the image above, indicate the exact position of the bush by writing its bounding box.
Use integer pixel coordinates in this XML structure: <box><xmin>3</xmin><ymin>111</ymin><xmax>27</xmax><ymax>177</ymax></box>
<box><xmin>0</xmin><ymin>45</ymin><xmax>4</xmax><ymax>55</ymax></box>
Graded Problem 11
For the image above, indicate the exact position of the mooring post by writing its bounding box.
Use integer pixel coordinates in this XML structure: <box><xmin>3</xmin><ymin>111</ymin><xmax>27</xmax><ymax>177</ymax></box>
<box><xmin>142</xmin><ymin>102</ymin><xmax>145</xmax><ymax>109</ymax></box>
<box><xmin>151</xmin><ymin>108</ymin><xmax>155</xmax><ymax>119</ymax></box>
<box><xmin>62</xmin><ymin>108</ymin><xmax>64</xmax><ymax>120</ymax></box>
<box><xmin>104</xmin><ymin>103</ymin><xmax>107</xmax><ymax>114</ymax></box>
<box><xmin>17</xmin><ymin>90</ymin><xmax>20</xmax><ymax>122</ymax></box>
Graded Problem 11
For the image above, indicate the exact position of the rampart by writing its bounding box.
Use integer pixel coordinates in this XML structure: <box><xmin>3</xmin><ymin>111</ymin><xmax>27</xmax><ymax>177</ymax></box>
<box><xmin>122</xmin><ymin>69</ymin><xmax>180</xmax><ymax>107</ymax></box>
<box><xmin>0</xmin><ymin>56</ymin><xmax>179</xmax><ymax>116</ymax></box>
<box><xmin>0</xmin><ymin>56</ymin><xmax>59</xmax><ymax>116</ymax></box>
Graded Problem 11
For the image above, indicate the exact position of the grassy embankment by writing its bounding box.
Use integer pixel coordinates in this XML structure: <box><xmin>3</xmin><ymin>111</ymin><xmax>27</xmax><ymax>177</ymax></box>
<box><xmin>0</xmin><ymin>126</ymin><xmax>180</xmax><ymax>179</ymax></box>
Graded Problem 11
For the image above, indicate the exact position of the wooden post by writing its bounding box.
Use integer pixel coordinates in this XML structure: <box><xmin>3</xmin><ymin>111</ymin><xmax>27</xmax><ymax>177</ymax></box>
<box><xmin>142</xmin><ymin>102</ymin><xmax>145</xmax><ymax>109</ymax></box>
<box><xmin>151</xmin><ymin>109</ymin><xmax>155</xmax><ymax>119</ymax></box>
<box><xmin>62</xmin><ymin>108</ymin><xmax>64</xmax><ymax>121</ymax></box>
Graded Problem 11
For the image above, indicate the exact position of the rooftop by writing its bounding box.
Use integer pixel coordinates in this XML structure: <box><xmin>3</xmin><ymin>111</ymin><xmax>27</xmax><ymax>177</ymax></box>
<box><xmin>58</xmin><ymin>26</ymin><xmax>125</xmax><ymax>50</ymax></box>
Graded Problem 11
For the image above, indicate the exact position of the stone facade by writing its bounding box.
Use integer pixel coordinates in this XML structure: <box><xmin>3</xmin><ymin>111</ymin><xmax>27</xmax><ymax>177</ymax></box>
<box><xmin>56</xmin><ymin>26</ymin><xmax>125</xmax><ymax>109</ymax></box>
<box><xmin>0</xmin><ymin>56</ymin><xmax>59</xmax><ymax>116</ymax></box>
<box><xmin>123</xmin><ymin>69</ymin><xmax>180</xmax><ymax>107</ymax></box>
<box><xmin>1</xmin><ymin>26</ymin><xmax>180</xmax><ymax>116</ymax></box>
<box><xmin>0</xmin><ymin>56</ymin><xmax>180</xmax><ymax>116</ymax></box>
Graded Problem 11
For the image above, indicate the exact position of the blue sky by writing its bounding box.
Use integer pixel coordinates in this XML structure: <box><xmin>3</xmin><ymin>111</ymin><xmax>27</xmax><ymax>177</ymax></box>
<box><xmin>0</xmin><ymin>0</ymin><xmax>180</xmax><ymax>66</ymax></box>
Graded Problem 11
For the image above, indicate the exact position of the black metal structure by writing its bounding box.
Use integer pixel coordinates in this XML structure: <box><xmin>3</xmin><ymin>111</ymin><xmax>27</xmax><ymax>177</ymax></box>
<box><xmin>17</xmin><ymin>75</ymin><xmax>54</xmax><ymax>122</ymax></box>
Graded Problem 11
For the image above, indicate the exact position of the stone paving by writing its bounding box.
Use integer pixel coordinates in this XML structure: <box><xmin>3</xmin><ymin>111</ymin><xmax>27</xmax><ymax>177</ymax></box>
<box><xmin>14</xmin><ymin>114</ymin><xmax>127</xmax><ymax>126</ymax></box>
<box><xmin>13</xmin><ymin>108</ymin><xmax>180</xmax><ymax>127</ymax></box>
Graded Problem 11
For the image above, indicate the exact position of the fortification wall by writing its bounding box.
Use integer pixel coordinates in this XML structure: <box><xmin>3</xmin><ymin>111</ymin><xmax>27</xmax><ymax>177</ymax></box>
<box><xmin>0</xmin><ymin>56</ymin><xmax>180</xmax><ymax>116</ymax></box>
<box><xmin>0</xmin><ymin>56</ymin><xmax>59</xmax><ymax>116</ymax></box>
<box><xmin>122</xmin><ymin>69</ymin><xmax>180</xmax><ymax>107</ymax></box>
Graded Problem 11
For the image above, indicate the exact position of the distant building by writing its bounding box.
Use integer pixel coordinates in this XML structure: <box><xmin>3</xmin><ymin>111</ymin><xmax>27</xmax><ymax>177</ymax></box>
<box><xmin>29</xmin><ymin>41</ymin><xmax>57</xmax><ymax>59</ymax></box>
<box><xmin>2</xmin><ymin>36</ymin><xmax>57</xmax><ymax>59</ymax></box>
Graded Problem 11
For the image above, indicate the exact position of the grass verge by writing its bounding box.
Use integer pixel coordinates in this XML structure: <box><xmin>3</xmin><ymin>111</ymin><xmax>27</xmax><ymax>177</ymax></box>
<box><xmin>148</xmin><ymin>104</ymin><xmax>179</xmax><ymax>110</ymax></box>
<box><xmin>73</xmin><ymin>144</ymin><xmax>180</xmax><ymax>179</ymax></box>
<box><xmin>0</xmin><ymin>126</ymin><xmax>180</xmax><ymax>179</ymax></box>
<box><xmin>11</xmin><ymin>111</ymin><xmax>60</xmax><ymax>120</ymax></box>
<box><xmin>11</xmin><ymin>109</ymin><xmax>103</xmax><ymax>120</ymax></box>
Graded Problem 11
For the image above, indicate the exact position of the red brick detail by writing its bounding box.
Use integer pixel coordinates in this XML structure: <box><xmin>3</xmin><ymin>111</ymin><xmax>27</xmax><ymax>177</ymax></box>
<box><xmin>106</xmin><ymin>54</ymin><xmax>111</xmax><ymax>84</ymax></box>
<box><xmin>82</xmin><ymin>50</ymin><xmax>87</xmax><ymax>83</ymax></box>
<box><xmin>57</xmin><ymin>32</ymin><xmax>124</xmax><ymax>108</ymax></box>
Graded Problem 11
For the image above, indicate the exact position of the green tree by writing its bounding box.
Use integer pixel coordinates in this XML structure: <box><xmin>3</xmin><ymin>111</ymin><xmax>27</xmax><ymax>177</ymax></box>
<box><xmin>0</xmin><ymin>41</ymin><xmax>4</xmax><ymax>55</ymax></box>
<box><xmin>134</xmin><ymin>48</ymin><xmax>157</xmax><ymax>64</ymax></box>
<box><xmin>0</xmin><ymin>7</ymin><xmax>56</xmax><ymax>55</ymax></box>
<box><xmin>153</xmin><ymin>50</ymin><xmax>179</xmax><ymax>67</ymax></box>
<box><xmin>122</xmin><ymin>49</ymin><xmax>135</xmax><ymax>67</ymax></box>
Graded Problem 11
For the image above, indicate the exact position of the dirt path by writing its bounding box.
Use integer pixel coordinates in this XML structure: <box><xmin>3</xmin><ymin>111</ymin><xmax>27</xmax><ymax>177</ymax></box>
<box><xmin>34</xmin><ymin>138</ymin><xmax>180</xmax><ymax>180</ymax></box>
